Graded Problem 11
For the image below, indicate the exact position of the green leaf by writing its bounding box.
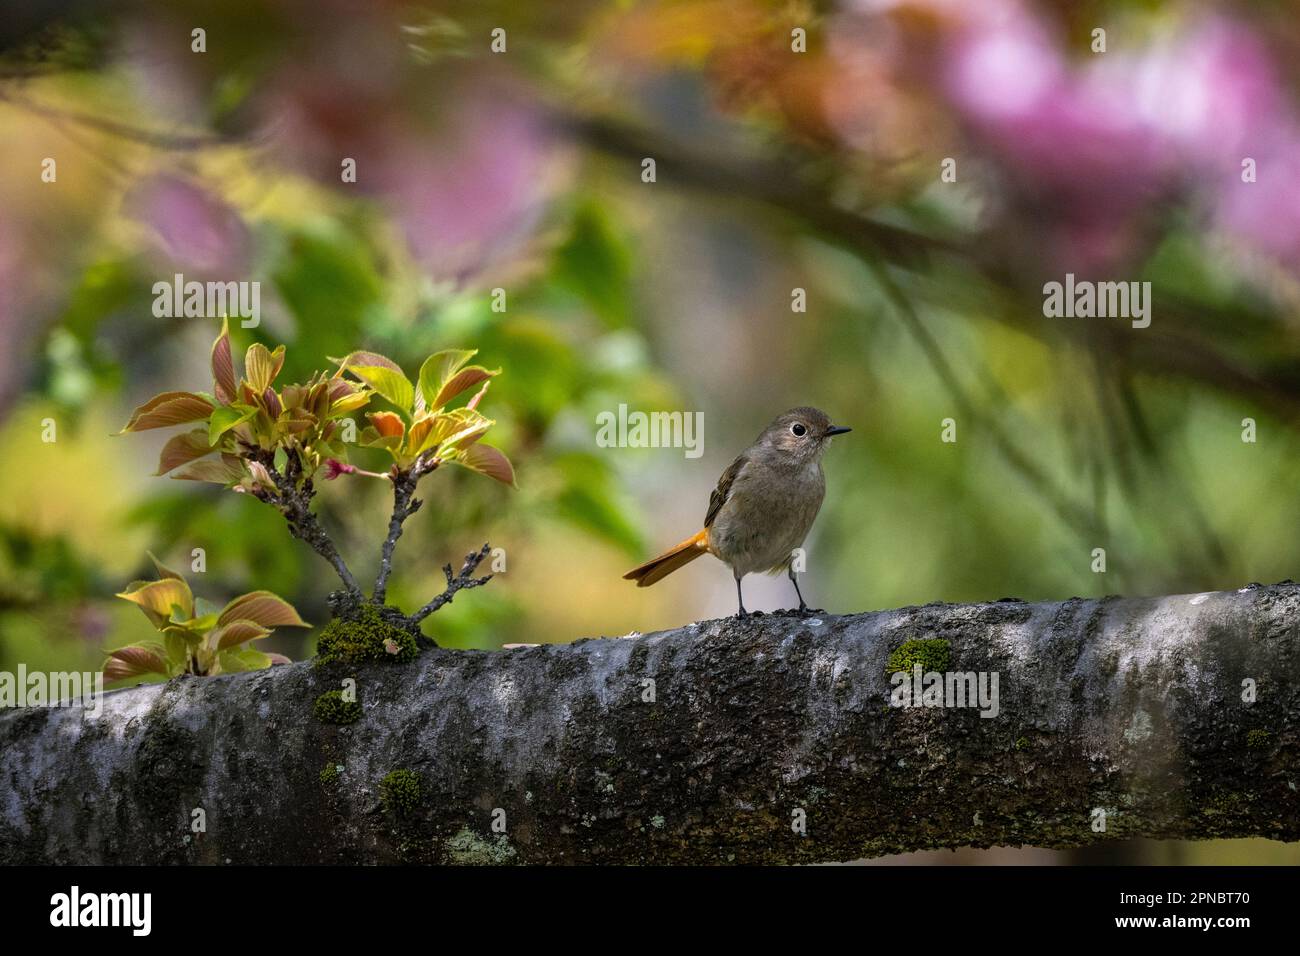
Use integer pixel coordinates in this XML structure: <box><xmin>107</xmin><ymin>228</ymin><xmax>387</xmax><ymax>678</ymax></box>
<box><xmin>208</xmin><ymin>404</ymin><xmax>256</xmax><ymax>445</ymax></box>
<box><xmin>218</xmin><ymin>647</ymin><xmax>275</xmax><ymax>673</ymax></box>
<box><xmin>163</xmin><ymin>630</ymin><xmax>188</xmax><ymax>669</ymax></box>
<box><xmin>348</xmin><ymin>365</ymin><xmax>414</xmax><ymax>412</ymax></box>
<box><xmin>417</xmin><ymin>349</ymin><xmax>474</xmax><ymax>410</ymax></box>
<box><xmin>116</xmin><ymin>577</ymin><xmax>195</xmax><ymax>628</ymax></box>
<box><xmin>244</xmin><ymin>343</ymin><xmax>285</xmax><ymax>393</ymax></box>
<box><xmin>327</xmin><ymin>380</ymin><xmax>371</xmax><ymax>416</ymax></box>
<box><xmin>181</xmin><ymin>611</ymin><xmax>220</xmax><ymax>631</ymax></box>
<box><xmin>358</xmin><ymin>426</ymin><xmax>404</xmax><ymax>453</ymax></box>
<box><xmin>194</xmin><ymin>597</ymin><xmax>221</xmax><ymax>617</ymax></box>
<box><xmin>416</xmin><ymin>348</ymin><xmax>500</xmax><ymax>411</ymax></box>
<box><xmin>161</xmin><ymin>624</ymin><xmax>203</xmax><ymax>649</ymax></box>
<box><xmin>409</xmin><ymin>408</ymin><xmax>491</xmax><ymax>457</ymax></box>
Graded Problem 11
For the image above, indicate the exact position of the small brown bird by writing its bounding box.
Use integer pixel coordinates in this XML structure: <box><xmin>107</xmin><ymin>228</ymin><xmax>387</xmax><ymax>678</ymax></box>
<box><xmin>623</xmin><ymin>407</ymin><xmax>850</xmax><ymax>617</ymax></box>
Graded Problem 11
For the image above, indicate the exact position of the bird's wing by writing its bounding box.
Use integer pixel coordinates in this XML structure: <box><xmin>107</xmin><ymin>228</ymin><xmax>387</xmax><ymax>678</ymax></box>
<box><xmin>704</xmin><ymin>452</ymin><xmax>749</xmax><ymax>528</ymax></box>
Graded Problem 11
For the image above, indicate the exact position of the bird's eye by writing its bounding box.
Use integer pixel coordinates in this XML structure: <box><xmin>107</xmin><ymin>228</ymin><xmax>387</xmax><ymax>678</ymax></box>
<box><xmin>790</xmin><ymin>422</ymin><xmax>807</xmax><ymax>437</ymax></box>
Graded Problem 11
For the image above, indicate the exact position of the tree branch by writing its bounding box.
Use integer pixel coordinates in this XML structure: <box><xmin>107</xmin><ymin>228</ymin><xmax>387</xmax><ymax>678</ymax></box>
<box><xmin>3</xmin><ymin>583</ymin><xmax>1297</xmax><ymax>864</ymax></box>
<box><xmin>246</xmin><ymin>447</ymin><xmax>363</xmax><ymax>599</ymax></box>
<box><xmin>565</xmin><ymin>111</ymin><xmax>1300</xmax><ymax>425</ymax></box>
<box><xmin>372</xmin><ymin>456</ymin><xmax>439</xmax><ymax>605</ymax></box>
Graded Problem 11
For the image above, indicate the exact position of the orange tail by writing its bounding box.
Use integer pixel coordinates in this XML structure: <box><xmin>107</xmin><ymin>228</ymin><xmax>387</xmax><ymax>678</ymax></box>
<box><xmin>623</xmin><ymin>529</ymin><xmax>710</xmax><ymax>587</ymax></box>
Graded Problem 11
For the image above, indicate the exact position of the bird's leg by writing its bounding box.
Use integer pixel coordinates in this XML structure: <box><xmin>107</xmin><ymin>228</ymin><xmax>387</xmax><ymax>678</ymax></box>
<box><xmin>788</xmin><ymin>566</ymin><xmax>809</xmax><ymax>614</ymax></box>
<box><xmin>735</xmin><ymin>575</ymin><xmax>748</xmax><ymax>619</ymax></box>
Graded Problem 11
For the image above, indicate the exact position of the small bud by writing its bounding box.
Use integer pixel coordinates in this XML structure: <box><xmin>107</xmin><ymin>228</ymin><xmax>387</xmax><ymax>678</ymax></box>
<box><xmin>323</xmin><ymin>458</ymin><xmax>356</xmax><ymax>480</ymax></box>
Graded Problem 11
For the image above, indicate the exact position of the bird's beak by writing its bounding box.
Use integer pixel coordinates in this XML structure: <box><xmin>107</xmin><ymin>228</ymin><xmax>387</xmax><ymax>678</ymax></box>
<box><xmin>825</xmin><ymin>425</ymin><xmax>852</xmax><ymax>437</ymax></box>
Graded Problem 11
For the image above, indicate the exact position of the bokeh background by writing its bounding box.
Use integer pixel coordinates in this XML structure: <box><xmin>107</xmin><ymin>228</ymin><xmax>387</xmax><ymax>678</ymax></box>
<box><xmin>2</xmin><ymin>0</ymin><xmax>1299</xmax><ymax>863</ymax></box>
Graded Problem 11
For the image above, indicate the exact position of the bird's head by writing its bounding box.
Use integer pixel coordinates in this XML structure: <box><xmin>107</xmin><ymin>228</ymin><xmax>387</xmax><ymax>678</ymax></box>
<box><xmin>758</xmin><ymin>407</ymin><xmax>850</xmax><ymax>463</ymax></box>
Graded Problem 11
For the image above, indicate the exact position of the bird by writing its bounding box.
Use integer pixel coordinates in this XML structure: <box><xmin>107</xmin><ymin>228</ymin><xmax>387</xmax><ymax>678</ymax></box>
<box><xmin>623</xmin><ymin>407</ymin><xmax>850</xmax><ymax>617</ymax></box>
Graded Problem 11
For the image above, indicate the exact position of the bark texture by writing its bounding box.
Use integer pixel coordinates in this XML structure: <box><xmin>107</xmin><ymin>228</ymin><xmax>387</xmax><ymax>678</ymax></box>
<box><xmin>2</xmin><ymin>583</ymin><xmax>1298</xmax><ymax>864</ymax></box>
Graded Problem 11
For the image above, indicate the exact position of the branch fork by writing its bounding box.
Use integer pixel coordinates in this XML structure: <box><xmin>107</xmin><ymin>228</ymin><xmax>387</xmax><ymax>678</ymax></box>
<box><xmin>241</xmin><ymin>445</ymin><xmax>493</xmax><ymax>630</ymax></box>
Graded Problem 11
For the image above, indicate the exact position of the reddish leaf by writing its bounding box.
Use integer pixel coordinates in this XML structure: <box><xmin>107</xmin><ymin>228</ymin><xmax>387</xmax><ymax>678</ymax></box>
<box><xmin>170</xmin><ymin>454</ymin><xmax>246</xmax><ymax>484</ymax></box>
<box><xmin>456</xmin><ymin>443</ymin><xmax>516</xmax><ymax>487</ymax></box>
<box><xmin>433</xmin><ymin>365</ymin><xmax>498</xmax><ymax>408</ymax></box>
<box><xmin>103</xmin><ymin>645</ymin><xmax>169</xmax><ymax>681</ymax></box>
<box><xmin>367</xmin><ymin>410</ymin><xmax>406</xmax><ymax>439</ymax></box>
<box><xmin>208</xmin><ymin>619</ymin><xmax>272</xmax><ymax>651</ymax></box>
<box><xmin>335</xmin><ymin>350</ymin><xmax>403</xmax><ymax>373</ymax></box>
<box><xmin>120</xmin><ymin>392</ymin><xmax>214</xmax><ymax>432</ymax></box>
<box><xmin>211</xmin><ymin>318</ymin><xmax>237</xmax><ymax>404</ymax></box>
<box><xmin>154</xmin><ymin>428</ymin><xmax>215</xmax><ymax>475</ymax></box>
<box><xmin>218</xmin><ymin>591</ymin><xmax>309</xmax><ymax>628</ymax></box>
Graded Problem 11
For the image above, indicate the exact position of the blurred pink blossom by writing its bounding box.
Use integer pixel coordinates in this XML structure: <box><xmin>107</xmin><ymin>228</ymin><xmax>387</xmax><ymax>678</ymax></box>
<box><xmin>371</xmin><ymin>101</ymin><xmax>558</xmax><ymax>283</ymax></box>
<box><xmin>839</xmin><ymin>3</ymin><xmax>1300</xmax><ymax>269</ymax></box>
<box><xmin>261</xmin><ymin>52</ymin><xmax>560</xmax><ymax>284</ymax></box>
<box><xmin>1212</xmin><ymin>127</ymin><xmax>1300</xmax><ymax>264</ymax></box>
<box><xmin>125</xmin><ymin>174</ymin><xmax>251</xmax><ymax>276</ymax></box>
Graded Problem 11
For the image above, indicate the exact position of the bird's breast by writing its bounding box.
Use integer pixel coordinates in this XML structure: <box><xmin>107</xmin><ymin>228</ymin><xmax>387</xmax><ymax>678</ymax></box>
<box><xmin>708</xmin><ymin>461</ymin><xmax>826</xmax><ymax>574</ymax></box>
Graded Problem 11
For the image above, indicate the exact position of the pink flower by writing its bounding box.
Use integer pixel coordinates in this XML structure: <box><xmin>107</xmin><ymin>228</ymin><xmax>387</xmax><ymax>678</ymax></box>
<box><xmin>322</xmin><ymin>459</ymin><xmax>356</xmax><ymax>480</ymax></box>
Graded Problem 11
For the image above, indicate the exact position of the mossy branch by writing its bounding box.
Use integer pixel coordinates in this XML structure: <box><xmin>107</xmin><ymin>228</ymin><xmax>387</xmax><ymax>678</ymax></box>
<box><xmin>4</xmin><ymin>583</ymin><xmax>1298</xmax><ymax>863</ymax></box>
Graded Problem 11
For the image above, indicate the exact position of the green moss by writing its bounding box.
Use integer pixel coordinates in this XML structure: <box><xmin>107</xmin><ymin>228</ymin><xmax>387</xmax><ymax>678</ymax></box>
<box><xmin>379</xmin><ymin>769</ymin><xmax>422</xmax><ymax>816</ymax></box>
<box><xmin>1246</xmin><ymin>729</ymin><xmax>1272</xmax><ymax>750</ymax></box>
<box><xmin>313</xmin><ymin>690</ymin><xmax>362</xmax><ymax>724</ymax></box>
<box><xmin>1014</xmin><ymin>736</ymin><xmax>1029</xmax><ymax>751</ymax></box>
<box><xmin>885</xmin><ymin>637</ymin><xmax>951</xmax><ymax>676</ymax></box>
<box><xmin>319</xmin><ymin>762</ymin><xmax>342</xmax><ymax>785</ymax></box>
<box><xmin>315</xmin><ymin>604</ymin><xmax>418</xmax><ymax>668</ymax></box>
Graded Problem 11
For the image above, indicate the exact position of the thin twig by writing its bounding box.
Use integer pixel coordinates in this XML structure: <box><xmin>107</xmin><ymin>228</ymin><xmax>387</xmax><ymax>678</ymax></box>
<box><xmin>373</xmin><ymin>454</ymin><xmax>441</xmax><ymax>604</ymax></box>
<box><xmin>0</xmin><ymin>88</ymin><xmax>233</xmax><ymax>151</ymax></box>
<box><xmin>408</xmin><ymin>543</ymin><xmax>494</xmax><ymax>625</ymax></box>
